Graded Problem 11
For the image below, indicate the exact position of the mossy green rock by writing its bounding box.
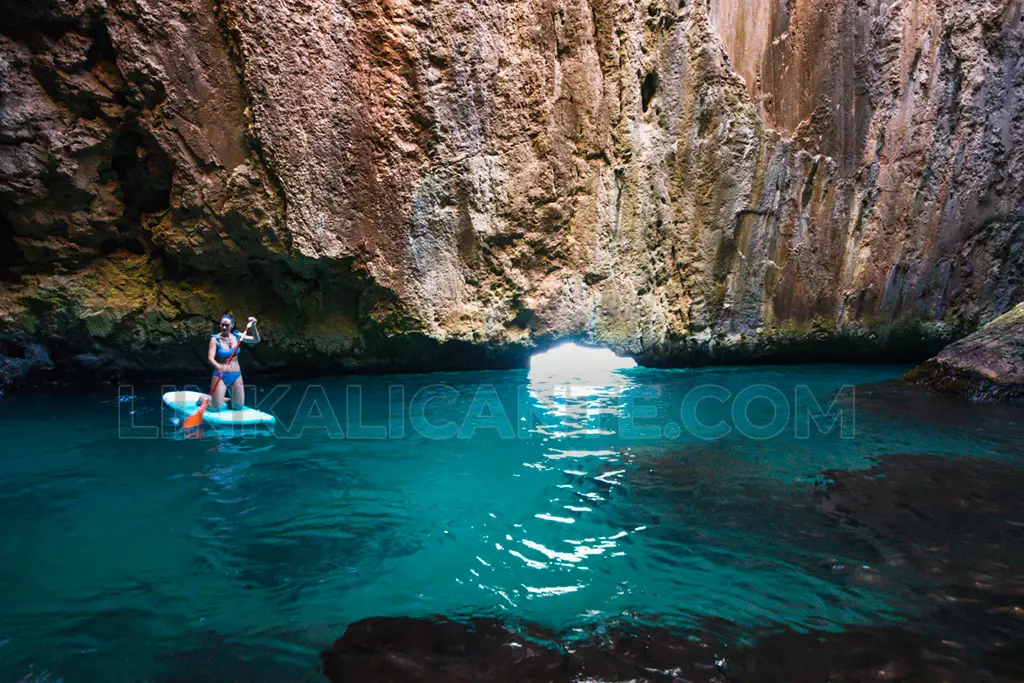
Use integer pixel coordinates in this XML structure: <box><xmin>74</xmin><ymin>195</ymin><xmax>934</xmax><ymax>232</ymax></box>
<box><xmin>905</xmin><ymin>303</ymin><xmax>1024</xmax><ymax>403</ymax></box>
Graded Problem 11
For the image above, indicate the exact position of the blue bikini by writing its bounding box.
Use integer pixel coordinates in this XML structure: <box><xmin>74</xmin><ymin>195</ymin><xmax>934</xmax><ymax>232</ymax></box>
<box><xmin>212</xmin><ymin>331</ymin><xmax>243</xmax><ymax>388</ymax></box>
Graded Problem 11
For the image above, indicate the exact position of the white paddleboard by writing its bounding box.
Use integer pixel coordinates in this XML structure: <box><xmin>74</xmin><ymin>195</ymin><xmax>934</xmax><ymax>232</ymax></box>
<box><xmin>162</xmin><ymin>391</ymin><xmax>277</xmax><ymax>427</ymax></box>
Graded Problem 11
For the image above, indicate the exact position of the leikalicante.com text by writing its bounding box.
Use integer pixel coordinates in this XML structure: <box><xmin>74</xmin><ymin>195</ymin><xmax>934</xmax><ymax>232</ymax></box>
<box><xmin>119</xmin><ymin>383</ymin><xmax>855</xmax><ymax>441</ymax></box>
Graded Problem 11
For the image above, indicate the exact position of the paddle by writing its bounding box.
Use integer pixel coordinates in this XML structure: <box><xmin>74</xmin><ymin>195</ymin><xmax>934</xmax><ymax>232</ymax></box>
<box><xmin>182</xmin><ymin>319</ymin><xmax>255</xmax><ymax>429</ymax></box>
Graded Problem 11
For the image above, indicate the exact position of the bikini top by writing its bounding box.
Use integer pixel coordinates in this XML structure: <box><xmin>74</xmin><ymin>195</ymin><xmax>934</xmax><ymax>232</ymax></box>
<box><xmin>211</xmin><ymin>331</ymin><xmax>242</xmax><ymax>360</ymax></box>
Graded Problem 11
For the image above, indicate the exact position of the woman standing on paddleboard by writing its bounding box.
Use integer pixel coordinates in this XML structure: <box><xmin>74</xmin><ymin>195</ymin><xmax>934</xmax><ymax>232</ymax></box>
<box><xmin>208</xmin><ymin>313</ymin><xmax>260</xmax><ymax>411</ymax></box>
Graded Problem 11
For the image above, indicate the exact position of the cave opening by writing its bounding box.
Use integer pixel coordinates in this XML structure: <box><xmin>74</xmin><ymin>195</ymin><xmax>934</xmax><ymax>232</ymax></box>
<box><xmin>0</xmin><ymin>338</ymin><xmax>27</xmax><ymax>359</ymax></box>
<box><xmin>527</xmin><ymin>343</ymin><xmax>638</xmax><ymax>432</ymax></box>
<box><xmin>85</xmin><ymin>19</ymin><xmax>117</xmax><ymax>68</ymax></box>
<box><xmin>529</xmin><ymin>342</ymin><xmax>636</xmax><ymax>384</ymax></box>
<box><xmin>110</xmin><ymin>127</ymin><xmax>173</xmax><ymax>219</ymax></box>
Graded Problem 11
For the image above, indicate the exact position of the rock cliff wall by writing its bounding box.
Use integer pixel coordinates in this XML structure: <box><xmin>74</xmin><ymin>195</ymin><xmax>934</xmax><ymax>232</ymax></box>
<box><xmin>1</xmin><ymin>0</ymin><xmax>1022</xmax><ymax>385</ymax></box>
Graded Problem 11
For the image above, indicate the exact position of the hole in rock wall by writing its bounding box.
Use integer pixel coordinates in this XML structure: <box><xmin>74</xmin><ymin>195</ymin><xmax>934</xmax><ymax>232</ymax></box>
<box><xmin>110</xmin><ymin>127</ymin><xmax>173</xmax><ymax>219</ymax></box>
<box><xmin>641</xmin><ymin>71</ymin><xmax>658</xmax><ymax>113</ymax></box>
<box><xmin>0</xmin><ymin>339</ymin><xmax>28</xmax><ymax>359</ymax></box>
<box><xmin>85</xmin><ymin>20</ymin><xmax>117</xmax><ymax>67</ymax></box>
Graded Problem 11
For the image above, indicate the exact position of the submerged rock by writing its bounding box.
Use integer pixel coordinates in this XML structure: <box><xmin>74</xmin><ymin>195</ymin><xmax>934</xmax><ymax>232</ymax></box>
<box><xmin>819</xmin><ymin>453</ymin><xmax>1024</xmax><ymax>601</ymax></box>
<box><xmin>814</xmin><ymin>453</ymin><xmax>1024</xmax><ymax>680</ymax></box>
<box><xmin>904</xmin><ymin>302</ymin><xmax>1024</xmax><ymax>402</ymax></box>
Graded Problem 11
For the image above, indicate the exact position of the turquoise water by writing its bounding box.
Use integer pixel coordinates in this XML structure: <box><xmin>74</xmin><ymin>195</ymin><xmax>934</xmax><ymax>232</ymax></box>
<box><xmin>1</xmin><ymin>362</ymin><xmax>1022</xmax><ymax>681</ymax></box>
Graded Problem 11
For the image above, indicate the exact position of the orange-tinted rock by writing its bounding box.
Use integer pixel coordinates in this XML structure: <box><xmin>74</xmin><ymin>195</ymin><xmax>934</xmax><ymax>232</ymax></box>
<box><xmin>0</xmin><ymin>0</ymin><xmax>1022</xmax><ymax>384</ymax></box>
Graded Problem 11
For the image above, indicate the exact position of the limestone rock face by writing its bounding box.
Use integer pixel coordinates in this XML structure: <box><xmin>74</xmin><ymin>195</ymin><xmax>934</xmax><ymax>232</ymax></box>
<box><xmin>1</xmin><ymin>0</ymin><xmax>1022</xmax><ymax>385</ymax></box>
<box><xmin>905</xmin><ymin>301</ymin><xmax>1024</xmax><ymax>401</ymax></box>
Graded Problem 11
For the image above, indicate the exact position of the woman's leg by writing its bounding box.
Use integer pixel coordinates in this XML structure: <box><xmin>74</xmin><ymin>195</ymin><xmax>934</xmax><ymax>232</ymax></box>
<box><xmin>212</xmin><ymin>377</ymin><xmax>228</xmax><ymax>410</ymax></box>
<box><xmin>230</xmin><ymin>376</ymin><xmax>245</xmax><ymax>410</ymax></box>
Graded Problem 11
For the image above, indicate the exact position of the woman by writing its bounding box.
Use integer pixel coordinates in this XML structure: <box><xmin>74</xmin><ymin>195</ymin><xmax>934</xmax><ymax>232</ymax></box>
<box><xmin>207</xmin><ymin>313</ymin><xmax>260</xmax><ymax>411</ymax></box>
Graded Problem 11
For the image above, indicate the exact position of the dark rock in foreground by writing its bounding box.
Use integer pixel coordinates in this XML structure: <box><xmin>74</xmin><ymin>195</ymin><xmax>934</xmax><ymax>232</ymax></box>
<box><xmin>322</xmin><ymin>617</ymin><xmax>724</xmax><ymax>683</ymax></box>
<box><xmin>322</xmin><ymin>615</ymin><xmax>1024</xmax><ymax>682</ymax></box>
<box><xmin>905</xmin><ymin>302</ymin><xmax>1024</xmax><ymax>402</ymax></box>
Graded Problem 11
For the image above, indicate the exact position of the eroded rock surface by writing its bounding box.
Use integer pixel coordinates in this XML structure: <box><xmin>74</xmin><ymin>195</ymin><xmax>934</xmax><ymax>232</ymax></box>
<box><xmin>1</xmin><ymin>0</ymin><xmax>1023</xmax><ymax>386</ymax></box>
<box><xmin>904</xmin><ymin>301</ymin><xmax>1024</xmax><ymax>401</ymax></box>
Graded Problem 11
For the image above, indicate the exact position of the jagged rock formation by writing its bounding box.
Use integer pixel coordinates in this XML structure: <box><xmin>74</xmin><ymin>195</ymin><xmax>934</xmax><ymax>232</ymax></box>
<box><xmin>1</xmin><ymin>0</ymin><xmax>1022</xmax><ymax>386</ymax></box>
<box><xmin>905</xmin><ymin>300</ymin><xmax>1024</xmax><ymax>401</ymax></box>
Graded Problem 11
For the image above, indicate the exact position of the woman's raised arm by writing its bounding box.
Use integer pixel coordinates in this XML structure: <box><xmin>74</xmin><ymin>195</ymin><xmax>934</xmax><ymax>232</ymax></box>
<box><xmin>242</xmin><ymin>316</ymin><xmax>261</xmax><ymax>344</ymax></box>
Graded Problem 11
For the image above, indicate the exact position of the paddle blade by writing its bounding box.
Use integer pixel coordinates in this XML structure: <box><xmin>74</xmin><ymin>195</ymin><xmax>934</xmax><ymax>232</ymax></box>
<box><xmin>181</xmin><ymin>397</ymin><xmax>208</xmax><ymax>429</ymax></box>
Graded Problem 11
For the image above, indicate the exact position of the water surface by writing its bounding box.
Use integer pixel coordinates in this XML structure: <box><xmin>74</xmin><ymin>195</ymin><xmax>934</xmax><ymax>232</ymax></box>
<box><xmin>1</xmin><ymin>363</ymin><xmax>1021</xmax><ymax>681</ymax></box>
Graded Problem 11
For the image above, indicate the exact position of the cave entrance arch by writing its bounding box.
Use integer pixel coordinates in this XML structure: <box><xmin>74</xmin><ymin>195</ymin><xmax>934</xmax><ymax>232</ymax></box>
<box><xmin>526</xmin><ymin>343</ymin><xmax>637</xmax><ymax>437</ymax></box>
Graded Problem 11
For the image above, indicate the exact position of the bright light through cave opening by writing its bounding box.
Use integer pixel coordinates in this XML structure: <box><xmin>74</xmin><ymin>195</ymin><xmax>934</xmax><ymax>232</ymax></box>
<box><xmin>527</xmin><ymin>343</ymin><xmax>637</xmax><ymax>428</ymax></box>
<box><xmin>528</xmin><ymin>342</ymin><xmax>636</xmax><ymax>384</ymax></box>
